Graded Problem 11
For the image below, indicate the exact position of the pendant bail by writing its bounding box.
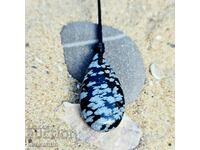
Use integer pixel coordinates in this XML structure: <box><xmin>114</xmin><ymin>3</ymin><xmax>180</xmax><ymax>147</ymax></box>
<box><xmin>94</xmin><ymin>42</ymin><xmax>105</xmax><ymax>64</ymax></box>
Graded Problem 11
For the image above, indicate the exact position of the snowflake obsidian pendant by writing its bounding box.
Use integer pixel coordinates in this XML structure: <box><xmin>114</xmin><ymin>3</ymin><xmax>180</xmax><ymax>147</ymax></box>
<box><xmin>79</xmin><ymin>0</ymin><xmax>125</xmax><ymax>132</ymax></box>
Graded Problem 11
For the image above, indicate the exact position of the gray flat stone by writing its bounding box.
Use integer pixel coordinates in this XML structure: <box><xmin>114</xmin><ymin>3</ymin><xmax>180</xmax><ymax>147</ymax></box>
<box><xmin>60</xmin><ymin>22</ymin><xmax>145</xmax><ymax>105</ymax></box>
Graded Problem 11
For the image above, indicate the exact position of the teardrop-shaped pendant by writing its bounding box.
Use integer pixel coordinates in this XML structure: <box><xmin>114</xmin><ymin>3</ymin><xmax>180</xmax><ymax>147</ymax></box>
<box><xmin>80</xmin><ymin>53</ymin><xmax>125</xmax><ymax>132</ymax></box>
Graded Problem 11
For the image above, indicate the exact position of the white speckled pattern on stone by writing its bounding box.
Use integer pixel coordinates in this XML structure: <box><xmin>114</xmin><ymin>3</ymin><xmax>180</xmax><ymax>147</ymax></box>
<box><xmin>80</xmin><ymin>53</ymin><xmax>125</xmax><ymax>132</ymax></box>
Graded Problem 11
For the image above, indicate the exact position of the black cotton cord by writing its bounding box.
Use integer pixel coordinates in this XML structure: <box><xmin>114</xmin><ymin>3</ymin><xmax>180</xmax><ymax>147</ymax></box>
<box><xmin>97</xmin><ymin>0</ymin><xmax>103</xmax><ymax>43</ymax></box>
<box><xmin>96</xmin><ymin>0</ymin><xmax>105</xmax><ymax>64</ymax></box>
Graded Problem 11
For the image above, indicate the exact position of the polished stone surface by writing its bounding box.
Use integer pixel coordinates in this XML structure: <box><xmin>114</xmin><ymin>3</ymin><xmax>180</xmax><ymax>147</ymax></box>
<box><xmin>80</xmin><ymin>54</ymin><xmax>125</xmax><ymax>132</ymax></box>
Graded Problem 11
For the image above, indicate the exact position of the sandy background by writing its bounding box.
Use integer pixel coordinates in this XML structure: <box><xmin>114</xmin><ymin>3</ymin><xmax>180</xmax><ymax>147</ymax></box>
<box><xmin>26</xmin><ymin>0</ymin><xmax>175</xmax><ymax>149</ymax></box>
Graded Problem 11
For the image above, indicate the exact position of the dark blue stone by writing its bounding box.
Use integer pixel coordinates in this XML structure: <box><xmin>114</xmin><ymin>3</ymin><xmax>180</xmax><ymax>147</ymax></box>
<box><xmin>80</xmin><ymin>53</ymin><xmax>125</xmax><ymax>132</ymax></box>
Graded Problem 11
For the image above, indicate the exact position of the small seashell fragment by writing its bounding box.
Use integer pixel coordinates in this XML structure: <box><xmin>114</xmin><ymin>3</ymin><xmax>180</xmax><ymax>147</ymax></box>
<box><xmin>155</xmin><ymin>35</ymin><xmax>162</xmax><ymax>41</ymax></box>
<box><xmin>150</xmin><ymin>63</ymin><xmax>162</xmax><ymax>80</ymax></box>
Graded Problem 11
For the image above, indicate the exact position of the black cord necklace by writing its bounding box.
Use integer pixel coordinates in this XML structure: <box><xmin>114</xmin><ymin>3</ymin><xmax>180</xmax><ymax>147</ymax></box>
<box><xmin>80</xmin><ymin>0</ymin><xmax>125</xmax><ymax>132</ymax></box>
<box><xmin>95</xmin><ymin>0</ymin><xmax>105</xmax><ymax>64</ymax></box>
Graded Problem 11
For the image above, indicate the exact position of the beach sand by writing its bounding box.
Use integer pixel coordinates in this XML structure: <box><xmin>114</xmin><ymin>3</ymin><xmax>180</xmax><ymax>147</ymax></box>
<box><xmin>26</xmin><ymin>0</ymin><xmax>175</xmax><ymax>149</ymax></box>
